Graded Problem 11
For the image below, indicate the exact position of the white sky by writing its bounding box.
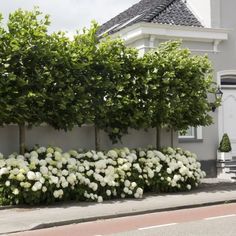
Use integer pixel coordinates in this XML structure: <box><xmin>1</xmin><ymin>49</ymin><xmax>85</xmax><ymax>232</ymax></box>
<box><xmin>0</xmin><ymin>0</ymin><xmax>209</xmax><ymax>35</ymax></box>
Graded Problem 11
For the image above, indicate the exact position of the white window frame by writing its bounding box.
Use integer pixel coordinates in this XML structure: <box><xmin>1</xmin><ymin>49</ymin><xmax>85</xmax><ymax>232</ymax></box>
<box><xmin>178</xmin><ymin>126</ymin><xmax>203</xmax><ymax>142</ymax></box>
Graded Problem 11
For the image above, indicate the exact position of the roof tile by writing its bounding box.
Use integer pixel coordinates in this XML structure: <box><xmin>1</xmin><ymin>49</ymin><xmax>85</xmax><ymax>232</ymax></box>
<box><xmin>98</xmin><ymin>0</ymin><xmax>202</xmax><ymax>35</ymax></box>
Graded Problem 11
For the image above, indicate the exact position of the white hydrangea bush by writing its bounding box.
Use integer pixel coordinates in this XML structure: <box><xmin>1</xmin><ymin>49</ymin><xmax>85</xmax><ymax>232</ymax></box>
<box><xmin>0</xmin><ymin>146</ymin><xmax>205</xmax><ymax>205</ymax></box>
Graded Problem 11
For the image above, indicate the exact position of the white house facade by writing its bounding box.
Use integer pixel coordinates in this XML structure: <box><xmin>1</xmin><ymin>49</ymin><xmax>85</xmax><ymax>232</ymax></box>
<box><xmin>98</xmin><ymin>0</ymin><xmax>236</xmax><ymax>177</ymax></box>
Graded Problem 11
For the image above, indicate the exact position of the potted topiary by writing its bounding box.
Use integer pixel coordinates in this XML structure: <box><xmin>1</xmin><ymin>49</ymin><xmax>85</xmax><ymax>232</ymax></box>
<box><xmin>217</xmin><ymin>133</ymin><xmax>232</xmax><ymax>161</ymax></box>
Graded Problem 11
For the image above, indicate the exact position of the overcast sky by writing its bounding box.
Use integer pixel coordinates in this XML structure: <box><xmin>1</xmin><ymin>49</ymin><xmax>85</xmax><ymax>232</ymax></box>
<box><xmin>0</xmin><ymin>0</ymin><xmax>209</xmax><ymax>35</ymax></box>
<box><xmin>0</xmin><ymin>0</ymin><xmax>139</xmax><ymax>34</ymax></box>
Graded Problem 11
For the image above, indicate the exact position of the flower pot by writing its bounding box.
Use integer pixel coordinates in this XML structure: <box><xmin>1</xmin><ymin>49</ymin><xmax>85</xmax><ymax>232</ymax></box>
<box><xmin>217</xmin><ymin>151</ymin><xmax>232</xmax><ymax>162</ymax></box>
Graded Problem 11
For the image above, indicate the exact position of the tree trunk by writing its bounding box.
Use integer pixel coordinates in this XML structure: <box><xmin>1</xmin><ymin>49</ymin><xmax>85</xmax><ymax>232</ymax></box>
<box><xmin>19</xmin><ymin>123</ymin><xmax>26</xmax><ymax>154</ymax></box>
<box><xmin>95</xmin><ymin>126</ymin><xmax>100</xmax><ymax>151</ymax></box>
<box><xmin>156</xmin><ymin>126</ymin><xmax>161</xmax><ymax>150</ymax></box>
<box><xmin>170</xmin><ymin>128</ymin><xmax>174</xmax><ymax>148</ymax></box>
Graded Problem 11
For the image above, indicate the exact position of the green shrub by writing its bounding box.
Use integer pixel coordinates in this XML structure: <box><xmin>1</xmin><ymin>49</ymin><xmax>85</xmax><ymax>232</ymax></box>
<box><xmin>0</xmin><ymin>146</ymin><xmax>205</xmax><ymax>206</ymax></box>
<box><xmin>218</xmin><ymin>133</ymin><xmax>232</xmax><ymax>152</ymax></box>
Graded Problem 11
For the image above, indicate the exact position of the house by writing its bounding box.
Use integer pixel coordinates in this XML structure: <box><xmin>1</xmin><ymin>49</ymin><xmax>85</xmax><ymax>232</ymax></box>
<box><xmin>0</xmin><ymin>0</ymin><xmax>234</xmax><ymax>179</ymax></box>
<box><xmin>98</xmin><ymin>0</ymin><xmax>236</xmax><ymax>178</ymax></box>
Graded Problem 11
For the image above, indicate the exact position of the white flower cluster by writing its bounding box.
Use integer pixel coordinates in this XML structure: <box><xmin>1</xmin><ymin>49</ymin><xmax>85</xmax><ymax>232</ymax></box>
<box><xmin>0</xmin><ymin>146</ymin><xmax>205</xmax><ymax>206</ymax></box>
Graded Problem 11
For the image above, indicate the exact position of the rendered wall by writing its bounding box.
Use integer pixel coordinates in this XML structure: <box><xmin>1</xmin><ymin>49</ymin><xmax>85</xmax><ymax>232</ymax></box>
<box><xmin>0</xmin><ymin>125</ymin><xmax>175</xmax><ymax>155</ymax></box>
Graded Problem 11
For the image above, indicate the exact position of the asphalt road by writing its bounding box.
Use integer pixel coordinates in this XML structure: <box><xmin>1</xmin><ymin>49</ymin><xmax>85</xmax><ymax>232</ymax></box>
<box><xmin>11</xmin><ymin>203</ymin><xmax>236</xmax><ymax>236</ymax></box>
<box><xmin>109</xmin><ymin>215</ymin><xmax>236</xmax><ymax>236</ymax></box>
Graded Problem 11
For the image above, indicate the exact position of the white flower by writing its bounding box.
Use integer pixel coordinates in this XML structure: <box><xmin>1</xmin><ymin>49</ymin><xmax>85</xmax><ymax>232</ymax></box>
<box><xmin>78</xmin><ymin>165</ymin><xmax>85</xmax><ymax>172</ymax></box>
<box><xmin>123</xmin><ymin>187</ymin><xmax>129</xmax><ymax>193</ymax></box>
<box><xmin>42</xmin><ymin>186</ymin><xmax>47</xmax><ymax>192</ymax></box>
<box><xmin>106</xmin><ymin>190</ymin><xmax>111</xmax><ymax>196</ymax></box>
<box><xmin>69</xmin><ymin>150</ymin><xmax>78</xmax><ymax>157</ymax></box>
<box><xmin>0</xmin><ymin>167</ymin><xmax>9</xmax><ymax>176</ymax></box>
<box><xmin>56</xmin><ymin>162</ymin><xmax>63</xmax><ymax>169</ymax></box>
<box><xmin>55</xmin><ymin>147</ymin><xmax>63</xmax><ymax>153</ymax></box>
<box><xmin>131</xmin><ymin>182</ymin><xmax>137</xmax><ymax>189</ymax></box>
<box><xmin>62</xmin><ymin>169</ymin><xmax>69</xmax><ymax>176</ymax></box>
<box><xmin>30</xmin><ymin>151</ymin><xmax>38</xmax><ymax>158</ymax></box>
<box><xmin>97</xmin><ymin>196</ymin><xmax>103</xmax><ymax>203</ymax></box>
<box><xmin>39</xmin><ymin>160</ymin><xmax>47</xmax><ymax>166</ymax></box>
<box><xmin>67</xmin><ymin>173</ymin><xmax>76</xmax><ymax>185</ymax></box>
<box><xmin>157</xmin><ymin>151</ymin><xmax>166</xmax><ymax>161</ymax></box>
<box><xmin>12</xmin><ymin>188</ymin><xmax>19</xmax><ymax>195</ymax></box>
<box><xmin>39</xmin><ymin>177</ymin><xmax>45</xmax><ymax>184</ymax></box>
<box><xmin>32</xmin><ymin>182</ymin><xmax>42</xmax><ymax>191</ymax></box>
<box><xmin>35</xmin><ymin>172</ymin><xmax>42</xmax><ymax>180</ymax></box>
<box><xmin>128</xmin><ymin>190</ymin><xmax>132</xmax><ymax>195</ymax></box>
<box><xmin>27</xmin><ymin>171</ymin><xmax>36</xmax><ymax>180</ymax></box>
<box><xmin>53</xmin><ymin>190</ymin><xmax>60</xmax><ymax>198</ymax></box>
<box><xmin>40</xmin><ymin>166</ymin><xmax>48</xmax><ymax>175</ymax></box>
<box><xmin>136</xmin><ymin>187</ymin><xmax>143</xmax><ymax>196</ymax></box>
<box><xmin>173</xmin><ymin>175</ymin><xmax>181</xmax><ymax>182</ymax></box>
<box><xmin>5</xmin><ymin>180</ymin><xmax>10</xmax><ymax>186</ymax></box>
<box><xmin>61</xmin><ymin>181</ymin><xmax>69</xmax><ymax>188</ymax></box>
<box><xmin>117</xmin><ymin>158</ymin><xmax>124</xmax><ymax>165</ymax></box>
<box><xmin>167</xmin><ymin>177</ymin><xmax>171</xmax><ymax>182</ymax></box>
<box><xmin>11</xmin><ymin>168</ymin><xmax>20</xmax><ymax>175</ymax></box>
<box><xmin>123</xmin><ymin>147</ymin><xmax>130</xmax><ymax>155</ymax></box>
<box><xmin>107</xmin><ymin>150</ymin><xmax>118</xmax><ymax>159</ymax></box>
<box><xmin>124</xmin><ymin>180</ymin><xmax>130</xmax><ymax>187</ymax></box>
<box><xmin>37</xmin><ymin>146</ymin><xmax>46</xmax><ymax>154</ymax></box>
<box><xmin>68</xmin><ymin>158</ymin><xmax>76</xmax><ymax>165</ymax></box>
<box><xmin>0</xmin><ymin>160</ymin><xmax>5</xmax><ymax>168</ymax></box>
<box><xmin>85</xmin><ymin>151</ymin><xmax>93</xmax><ymax>158</ymax></box>
<box><xmin>47</xmin><ymin>147</ymin><xmax>54</xmax><ymax>154</ymax></box>
<box><xmin>52</xmin><ymin>168</ymin><xmax>58</xmax><ymax>175</ymax></box>
<box><xmin>120</xmin><ymin>151</ymin><xmax>126</xmax><ymax>158</ymax></box>
<box><xmin>187</xmin><ymin>184</ymin><xmax>191</xmax><ymax>190</ymax></box>
<box><xmin>122</xmin><ymin>164</ymin><xmax>129</xmax><ymax>171</ymax></box>
<box><xmin>148</xmin><ymin>170</ymin><xmax>154</xmax><ymax>178</ymax></box>
<box><xmin>50</xmin><ymin>176</ymin><xmax>59</xmax><ymax>184</ymax></box>
<box><xmin>139</xmin><ymin>151</ymin><xmax>146</xmax><ymax>157</ymax></box>
<box><xmin>147</xmin><ymin>151</ymin><xmax>154</xmax><ymax>158</ymax></box>
<box><xmin>89</xmin><ymin>182</ymin><xmax>98</xmax><ymax>191</ymax></box>
<box><xmin>16</xmin><ymin>173</ymin><xmax>25</xmax><ymax>181</ymax></box>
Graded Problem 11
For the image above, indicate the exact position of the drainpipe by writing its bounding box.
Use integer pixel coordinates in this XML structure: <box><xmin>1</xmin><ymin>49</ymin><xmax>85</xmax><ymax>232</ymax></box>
<box><xmin>213</xmin><ymin>40</ymin><xmax>220</xmax><ymax>53</ymax></box>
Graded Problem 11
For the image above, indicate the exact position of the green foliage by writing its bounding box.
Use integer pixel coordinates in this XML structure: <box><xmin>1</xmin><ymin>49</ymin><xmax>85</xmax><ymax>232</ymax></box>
<box><xmin>218</xmin><ymin>133</ymin><xmax>232</xmax><ymax>152</ymax></box>
<box><xmin>0</xmin><ymin>146</ymin><xmax>205</xmax><ymax>206</ymax></box>
<box><xmin>143</xmin><ymin>41</ymin><xmax>216</xmax><ymax>132</ymax></box>
<box><xmin>91</xmin><ymin>37</ymin><xmax>148</xmax><ymax>142</ymax></box>
<box><xmin>0</xmin><ymin>8</ymin><xmax>218</xmax><ymax>148</ymax></box>
<box><xmin>0</xmin><ymin>8</ymin><xmax>51</xmax><ymax>127</ymax></box>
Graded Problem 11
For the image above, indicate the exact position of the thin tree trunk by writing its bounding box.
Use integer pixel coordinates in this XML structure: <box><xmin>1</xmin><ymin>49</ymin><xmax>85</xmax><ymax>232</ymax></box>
<box><xmin>95</xmin><ymin>126</ymin><xmax>100</xmax><ymax>151</ymax></box>
<box><xmin>156</xmin><ymin>126</ymin><xmax>161</xmax><ymax>150</ymax></box>
<box><xmin>19</xmin><ymin>123</ymin><xmax>26</xmax><ymax>154</ymax></box>
<box><xmin>170</xmin><ymin>128</ymin><xmax>174</xmax><ymax>148</ymax></box>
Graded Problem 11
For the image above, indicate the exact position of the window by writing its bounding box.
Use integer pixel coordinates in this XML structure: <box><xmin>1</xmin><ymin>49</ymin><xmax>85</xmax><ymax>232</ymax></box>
<box><xmin>218</xmin><ymin>70</ymin><xmax>236</xmax><ymax>88</ymax></box>
<box><xmin>178</xmin><ymin>127</ymin><xmax>203</xmax><ymax>142</ymax></box>
<box><xmin>221</xmin><ymin>74</ymin><xmax>236</xmax><ymax>86</ymax></box>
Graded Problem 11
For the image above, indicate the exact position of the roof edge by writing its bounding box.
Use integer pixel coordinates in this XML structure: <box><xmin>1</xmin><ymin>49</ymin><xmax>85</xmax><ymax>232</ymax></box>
<box><xmin>110</xmin><ymin>22</ymin><xmax>229</xmax><ymax>44</ymax></box>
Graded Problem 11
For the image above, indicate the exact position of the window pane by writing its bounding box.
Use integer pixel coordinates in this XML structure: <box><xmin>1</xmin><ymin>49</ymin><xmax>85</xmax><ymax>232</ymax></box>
<box><xmin>179</xmin><ymin>127</ymin><xmax>195</xmax><ymax>138</ymax></box>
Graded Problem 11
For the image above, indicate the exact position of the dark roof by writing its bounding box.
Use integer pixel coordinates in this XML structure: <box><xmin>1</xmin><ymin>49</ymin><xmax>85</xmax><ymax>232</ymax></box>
<box><xmin>98</xmin><ymin>0</ymin><xmax>203</xmax><ymax>35</ymax></box>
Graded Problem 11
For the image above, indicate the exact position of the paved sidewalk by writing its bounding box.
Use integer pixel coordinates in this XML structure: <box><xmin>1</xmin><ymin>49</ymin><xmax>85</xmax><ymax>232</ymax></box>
<box><xmin>0</xmin><ymin>178</ymin><xmax>236</xmax><ymax>235</ymax></box>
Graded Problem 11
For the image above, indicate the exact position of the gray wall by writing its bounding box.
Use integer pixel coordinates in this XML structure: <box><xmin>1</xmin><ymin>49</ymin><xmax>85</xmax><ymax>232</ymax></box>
<box><xmin>0</xmin><ymin>125</ymin><xmax>177</xmax><ymax>155</ymax></box>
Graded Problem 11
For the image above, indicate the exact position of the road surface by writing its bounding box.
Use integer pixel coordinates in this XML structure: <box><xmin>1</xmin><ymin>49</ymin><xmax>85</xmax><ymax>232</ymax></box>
<box><xmin>11</xmin><ymin>203</ymin><xmax>236</xmax><ymax>236</ymax></box>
